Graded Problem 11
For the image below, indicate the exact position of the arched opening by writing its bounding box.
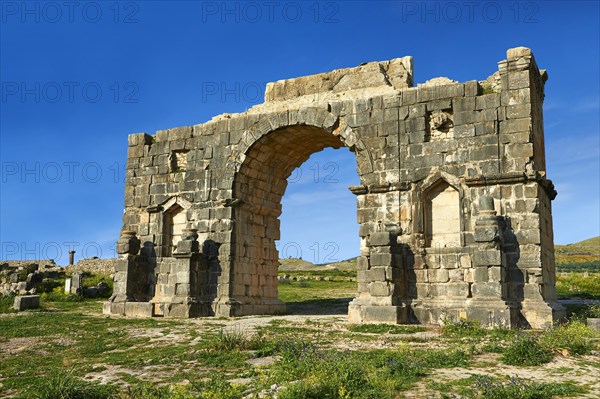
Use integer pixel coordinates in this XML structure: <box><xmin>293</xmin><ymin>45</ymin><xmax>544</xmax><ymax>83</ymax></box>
<box><xmin>424</xmin><ymin>180</ymin><xmax>461</xmax><ymax>248</ymax></box>
<box><xmin>231</xmin><ymin>125</ymin><xmax>360</xmax><ymax>314</ymax></box>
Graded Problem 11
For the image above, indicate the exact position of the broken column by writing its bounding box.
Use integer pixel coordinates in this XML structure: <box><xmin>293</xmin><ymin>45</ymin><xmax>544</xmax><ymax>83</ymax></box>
<box><xmin>103</xmin><ymin>231</ymin><xmax>151</xmax><ymax>316</ymax></box>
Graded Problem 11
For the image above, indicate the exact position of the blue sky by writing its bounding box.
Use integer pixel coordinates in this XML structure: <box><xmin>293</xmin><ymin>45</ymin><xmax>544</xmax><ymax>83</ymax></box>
<box><xmin>1</xmin><ymin>1</ymin><xmax>598</xmax><ymax>265</ymax></box>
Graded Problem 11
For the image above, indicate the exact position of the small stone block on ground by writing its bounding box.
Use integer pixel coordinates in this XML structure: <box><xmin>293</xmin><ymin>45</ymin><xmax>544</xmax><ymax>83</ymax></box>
<box><xmin>13</xmin><ymin>295</ymin><xmax>40</xmax><ymax>311</ymax></box>
<box><xmin>587</xmin><ymin>318</ymin><xmax>600</xmax><ymax>332</ymax></box>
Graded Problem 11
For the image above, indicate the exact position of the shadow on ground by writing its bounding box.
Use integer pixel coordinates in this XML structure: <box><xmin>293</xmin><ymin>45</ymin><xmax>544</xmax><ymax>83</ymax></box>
<box><xmin>284</xmin><ymin>297</ymin><xmax>352</xmax><ymax>315</ymax></box>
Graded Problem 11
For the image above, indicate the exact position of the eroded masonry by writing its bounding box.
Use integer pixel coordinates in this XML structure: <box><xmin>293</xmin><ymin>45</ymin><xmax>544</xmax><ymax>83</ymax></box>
<box><xmin>105</xmin><ymin>47</ymin><xmax>565</xmax><ymax>328</ymax></box>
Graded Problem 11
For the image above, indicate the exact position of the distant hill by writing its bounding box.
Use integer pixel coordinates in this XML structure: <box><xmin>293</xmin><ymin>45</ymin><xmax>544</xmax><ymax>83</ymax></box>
<box><xmin>320</xmin><ymin>257</ymin><xmax>358</xmax><ymax>271</ymax></box>
<box><xmin>555</xmin><ymin>236</ymin><xmax>600</xmax><ymax>265</ymax></box>
<box><xmin>278</xmin><ymin>256</ymin><xmax>358</xmax><ymax>272</ymax></box>
<box><xmin>278</xmin><ymin>237</ymin><xmax>599</xmax><ymax>272</ymax></box>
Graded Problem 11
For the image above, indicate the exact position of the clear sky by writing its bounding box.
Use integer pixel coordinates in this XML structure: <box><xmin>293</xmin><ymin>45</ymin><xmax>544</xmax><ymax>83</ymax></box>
<box><xmin>1</xmin><ymin>1</ymin><xmax>598</xmax><ymax>265</ymax></box>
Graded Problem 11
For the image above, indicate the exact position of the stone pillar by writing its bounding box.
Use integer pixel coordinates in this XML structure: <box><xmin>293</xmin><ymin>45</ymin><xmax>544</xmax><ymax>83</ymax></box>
<box><xmin>348</xmin><ymin>230</ymin><xmax>408</xmax><ymax>324</ymax></box>
<box><xmin>68</xmin><ymin>250</ymin><xmax>75</xmax><ymax>266</ymax></box>
<box><xmin>103</xmin><ymin>231</ymin><xmax>151</xmax><ymax>316</ymax></box>
<box><xmin>497</xmin><ymin>47</ymin><xmax>565</xmax><ymax>328</ymax></box>
<box><xmin>70</xmin><ymin>272</ymin><xmax>84</xmax><ymax>295</ymax></box>
<box><xmin>160</xmin><ymin>228</ymin><xmax>209</xmax><ymax>317</ymax></box>
<box><xmin>466</xmin><ymin>195</ymin><xmax>514</xmax><ymax>327</ymax></box>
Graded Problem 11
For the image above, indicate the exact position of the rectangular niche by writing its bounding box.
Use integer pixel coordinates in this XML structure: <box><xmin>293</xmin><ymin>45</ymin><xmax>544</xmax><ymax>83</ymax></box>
<box><xmin>425</xmin><ymin>181</ymin><xmax>461</xmax><ymax>248</ymax></box>
<box><xmin>170</xmin><ymin>150</ymin><xmax>189</xmax><ymax>172</ymax></box>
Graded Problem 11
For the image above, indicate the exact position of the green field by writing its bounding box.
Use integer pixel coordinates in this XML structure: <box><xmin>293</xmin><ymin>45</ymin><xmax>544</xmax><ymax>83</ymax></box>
<box><xmin>1</xmin><ymin>237</ymin><xmax>599</xmax><ymax>398</ymax></box>
<box><xmin>1</xmin><ymin>282</ymin><xmax>599</xmax><ymax>399</ymax></box>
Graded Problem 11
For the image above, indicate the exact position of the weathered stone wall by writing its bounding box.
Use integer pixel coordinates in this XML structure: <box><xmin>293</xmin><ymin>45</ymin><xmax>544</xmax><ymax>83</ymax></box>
<box><xmin>66</xmin><ymin>258</ymin><xmax>118</xmax><ymax>275</ymax></box>
<box><xmin>105</xmin><ymin>47</ymin><xmax>564</xmax><ymax>328</ymax></box>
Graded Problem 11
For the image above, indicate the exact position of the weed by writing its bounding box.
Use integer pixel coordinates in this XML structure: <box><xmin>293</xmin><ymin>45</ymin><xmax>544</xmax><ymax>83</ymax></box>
<box><xmin>41</xmin><ymin>286</ymin><xmax>84</xmax><ymax>302</ymax></box>
<box><xmin>480</xmin><ymin>82</ymin><xmax>495</xmax><ymax>94</ymax></box>
<box><xmin>30</xmin><ymin>368</ymin><xmax>114</xmax><ymax>399</ymax></box>
<box><xmin>465</xmin><ymin>374</ymin><xmax>584</xmax><ymax>399</ymax></box>
<box><xmin>564</xmin><ymin>303</ymin><xmax>600</xmax><ymax>322</ymax></box>
<box><xmin>0</xmin><ymin>294</ymin><xmax>16</xmax><ymax>313</ymax></box>
<box><xmin>501</xmin><ymin>333</ymin><xmax>553</xmax><ymax>366</ymax></box>
<box><xmin>540</xmin><ymin>321</ymin><xmax>597</xmax><ymax>356</ymax></box>
<box><xmin>207</xmin><ymin>329</ymin><xmax>251</xmax><ymax>352</ymax></box>
<box><xmin>37</xmin><ymin>277</ymin><xmax>66</xmax><ymax>294</ymax></box>
<box><xmin>442</xmin><ymin>318</ymin><xmax>486</xmax><ymax>338</ymax></box>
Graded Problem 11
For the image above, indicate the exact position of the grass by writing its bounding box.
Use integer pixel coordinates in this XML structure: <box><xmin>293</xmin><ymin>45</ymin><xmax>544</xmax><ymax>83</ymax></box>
<box><xmin>0</xmin><ymin>293</ymin><xmax>16</xmax><ymax>313</ymax></box>
<box><xmin>29</xmin><ymin>369</ymin><xmax>114</xmax><ymax>399</ymax></box>
<box><xmin>501</xmin><ymin>333</ymin><xmax>554</xmax><ymax>366</ymax></box>
<box><xmin>1</xmin><ymin>266</ymin><xmax>599</xmax><ymax>399</ymax></box>
<box><xmin>347</xmin><ymin>323</ymin><xmax>427</xmax><ymax>334</ymax></box>
<box><xmin>433</xmin><ymin>374</ymin><xmax>586</xmax><ymax>399</ymax></box>
<box><xmin>556</xmin><ymin>272</ymin><xmax>600</xmax><ymax>298</ymax></box>
<box><xmin>564</xmin><ymin>303</ymin><xmax>600</xmax><ymax>321</ymax></box>
<box><xmin>278</xmin><ymin>279</ymin><xmax>356</xmax><ymax>303</ymax></box>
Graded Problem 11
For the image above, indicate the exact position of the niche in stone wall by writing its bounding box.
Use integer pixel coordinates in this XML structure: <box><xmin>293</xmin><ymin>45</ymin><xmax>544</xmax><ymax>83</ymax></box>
<box><xmin>162</xmin><ymin>203</ymin><xmax>187</xmax><ymax>257</ymax></box>
<box><xmin>425</xmin><ymin>111</ymin><xmax>454</xmax><ymax>142</ymax></box>
<box><xmin>170</xmin><ymin>150</ymin><xmax>189</xmax><ymax>172</ymax></box>
<box><xmin>425</xmin><ymin>180</ymin><xmax>461</xmax><ymax>248</ymax></box>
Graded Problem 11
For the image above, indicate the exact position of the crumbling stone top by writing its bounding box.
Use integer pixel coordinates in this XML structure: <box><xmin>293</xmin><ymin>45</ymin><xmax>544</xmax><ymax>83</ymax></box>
<box><xmin>264</xmin><ymin>56</ymin><xmax>414</xmax><ymax>102</ymax></box>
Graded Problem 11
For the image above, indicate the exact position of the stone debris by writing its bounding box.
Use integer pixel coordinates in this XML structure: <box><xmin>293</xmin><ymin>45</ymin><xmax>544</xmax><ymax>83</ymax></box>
<box><xmin>0</xmin><ymin>260</ymin><xmax>63</xmax><ymax>296</ymax></box>
<box><xmin>587</xmin><ymin>318</ymin><xmax>600</xmax><ymax>331</ymax></box>
<box><xmin>13</xmin><ymin>295</ymin><xmax>40</xmax><ymax>310</ymax></box>
<box><xmin>105</xmin><ymin>47</ymin><xmax>564</xmax><ymax>329</ymax></box>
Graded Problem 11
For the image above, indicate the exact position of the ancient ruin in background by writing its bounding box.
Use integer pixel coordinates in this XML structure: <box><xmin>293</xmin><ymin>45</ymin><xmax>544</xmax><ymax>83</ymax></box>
<box><xmin>105</xmin><ymin>47</ymin><xmax>565</xmax><ymax>328</ymax></box>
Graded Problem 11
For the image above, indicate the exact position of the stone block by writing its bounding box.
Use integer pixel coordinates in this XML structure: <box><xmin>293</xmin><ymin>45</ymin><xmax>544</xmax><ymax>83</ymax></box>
<box><xmin>427</xmin><ymin>99</ymin><xmax>452</xmax><ymax>111</ymax></box>
<box><xmin>474</xmin><ymin>226</ymin><xmax>499</xmax><ymax>242</ymax></box>
<box><xmin>370</xmin><ymin>232</ymin><xmax>393</xmax><ymax>246</ymax></box>
<box><xmin>13</xmin><ymin>295</ymin><xmax>40</xmax><ymax>311</ymax></box>
<box><xmin>454</xmin><ymin>124</ymin><xmax>475</xmax><ymax>138</ymax></box>
<box><xmin>473</xmin><ymin>266</ymin><xmax>488</xmax><ymax>282</ymax></box>
<box><xmin>417</xmin><ymin>83</ymin><xmax>463</xmax><ymax>102</ymax></box>
<box><xmin>475</xmin><ymin>121</ymin><xmax>497</xmax><ymax>136</ymax></box>
<box><xmin>523</xmin><ymin>284</ymin><xmax>543</xmax><ymax>300</ymax></box>
<box><xmin>453</xmin><ymin>97</ymin><xmax>475</xmax><ymax>112</ymax></box>
<box><xmin>369</xmin><ymin>282</ymin><xmax>391</xmax><ymax>296</ymax></box>
<box><xmin>500</xmin><ymin>118</ymin><xmax>530</xmax><ymax>134</ymax></box>
<box><xmin>449</xmin><ymin>269</ymin><xmax>464</xmax><ymax>282</ymax></box>
<box><xmin>125</xmin><ymin>302</ymin><xmax>154</xmax><ymax>317</ymax></box>
<box><xmin>430</xmin><ymin>269</ymin><xmax>449</xmax><ymax>283</ymax></box>
<box><xmin>587</xmin><ymin>318</ymin><xmax>600</xmax><ymax>332</ymax></box>
<box><xmin>357</xmin><ymin>256</ymin><xmax>369</xmax><ymax>271</ymax></box>
<box><xmin>367</xmin><ymin>267</ymin><xmax>386</xmax><ymax>282</ymax></box>
<box><xmin>363</xmin><ymin>305</ymin><xmax>406</xmax><ymax>323</ymax></box>
<box><xmin>474</xmin><ymin>250</ymin><xmax>502</xmax><ymax>266</ymax></box>
<box><xmin>454</xmin><ymin>111</ymin><xmax>481</xmax><ymax>125</ymax></box>
<box><xmin>446</xmin><ymin>282</ymin><xmax>469</xmax><ymax>297</ymax></box>
<box><xmin>370</xmin><ymin>253</ymin><xmax>392</xmax><ymax>267</ymax></box>
<box><xmin>472</xmin><ymin>282</ymin><xmax>502</xmax><ymax>297</ymax></box>
<box><xmin>475</xmin><ymin>94</ymin><xmax>500</xmax><ymax>110</ymax></box>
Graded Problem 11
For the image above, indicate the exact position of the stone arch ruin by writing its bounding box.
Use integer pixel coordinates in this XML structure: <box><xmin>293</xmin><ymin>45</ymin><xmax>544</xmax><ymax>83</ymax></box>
<box><xmin>105</xmin><ymin>47</ymin><xmax>565</xmax><ymax>328</ymax></box>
